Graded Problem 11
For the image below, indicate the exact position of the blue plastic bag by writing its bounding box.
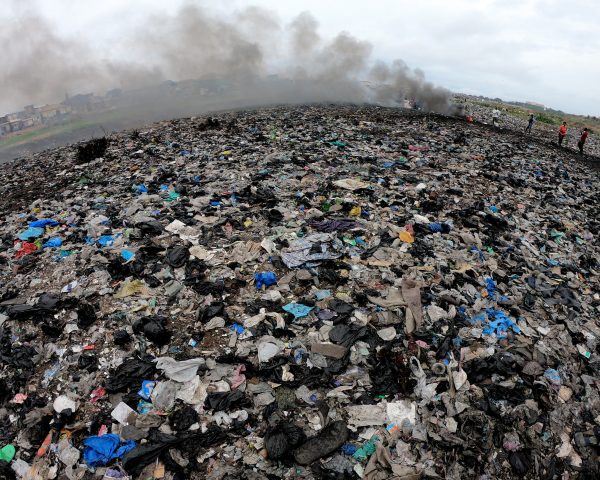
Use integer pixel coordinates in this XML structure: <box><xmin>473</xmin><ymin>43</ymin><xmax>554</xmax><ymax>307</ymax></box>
<box><xmin>43</xmin><ymin>238</ymin><xmax>63</xmax><ymax>249</ymax></box>
<box><xmin>121</xmin><ymin>249</ymin><xmax>135</xmax><ymax>262</ymax></box>
<box><xmin>482</xmin><ymin>308</ymin><xmax>521</xmax><ymax>339</ymax></box>
<box><xmin>283</xmin><ymin>303</ymin><xmax>313</xmax><ymax>319</ymax></box>
<box><xmin>485</xmin><ymin>278</ymin><xmax>497</xmax><ymax>299</ymax></box>
<box><xmin>230</xmin><ymin>323</ymin><xmax>245</xmax><ymax>334</ymax></box>
<box><xmin>29</xmin><ymin>219</ymin><xmax>59</xmax><ymax>228</ymax></box>
<box><xmin>255</xmin><ymin>272</ymin><xmax>277</xmax><ymax>289</ymax></box>
<box><xmin>97</xmin><ymin>235</ymin><xmax>114</xmax><ymax>247</ymax></box>
<box><xmin>83</xmin><ymin>434</ymin><xmax>136</xmax><ymax>467</ymax></box>
<box><xmin>138</xmin><ymin>380</ymin><xmax>156</xmax><ymax>400</ymax></box>
<box><xmin>18</xmin><ymin>227</ymin><xmax>44</xmax><ymax>241</ymax></box>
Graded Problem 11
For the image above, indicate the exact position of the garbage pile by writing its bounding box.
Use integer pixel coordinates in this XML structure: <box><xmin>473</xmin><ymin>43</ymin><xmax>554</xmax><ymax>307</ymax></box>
<box><xmin>0</xmin><ymin>104</ymin><xmax>599</xmax><ymax>479</ymax></box>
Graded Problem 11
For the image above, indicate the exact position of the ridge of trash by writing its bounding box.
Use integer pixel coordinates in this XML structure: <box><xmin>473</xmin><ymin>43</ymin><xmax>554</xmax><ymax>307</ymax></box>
<box><xmin>0</xmin><ymin>104</ymin><xmax>598</xmax><ymax>480</ymax></box>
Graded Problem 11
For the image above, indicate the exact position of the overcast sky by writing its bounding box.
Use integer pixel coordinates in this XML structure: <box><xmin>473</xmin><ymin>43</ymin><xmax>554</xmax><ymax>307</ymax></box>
<box><xmin>3</xmin><ymin>0</ymin><xmax>599</xmax><ymax>115</ymax></box>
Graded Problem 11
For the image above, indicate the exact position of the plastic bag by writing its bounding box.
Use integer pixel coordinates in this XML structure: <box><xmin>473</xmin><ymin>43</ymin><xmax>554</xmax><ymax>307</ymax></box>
<box><xmin>166</xmin><ymin>246</ymin><xmax>190</xmax><ymax>268</ymax></box>
<box><xmin>264</xmin><ymin>422</ymin><xmax>305</xmax><ymax>459</ymax></box>
<box><xmin>83</xmin><ymin>434</ymin><xmax>136</xmax><ymax>467</ymax></box>
<box><xmin>105</xmin><ymin>356</ymin><xmax>156</xmax><ymax>392</ymax></box>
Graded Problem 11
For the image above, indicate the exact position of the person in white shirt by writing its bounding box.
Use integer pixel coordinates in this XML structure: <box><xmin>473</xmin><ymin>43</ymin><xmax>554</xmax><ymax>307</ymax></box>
<box><xmin>492</xmin><ymin>109</ymin><xmax>501</xmax><ymax>127</ymax></box>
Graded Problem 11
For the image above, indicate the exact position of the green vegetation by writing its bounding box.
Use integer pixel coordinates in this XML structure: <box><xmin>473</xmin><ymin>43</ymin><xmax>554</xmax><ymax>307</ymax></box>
<box><xmin>534</xmin><ymin>112</ymin><xmax>559</xmax><ymax>125</ymax></box>
<box><xmin>0</xmin><ymin>110</ymin><xmax>128</xmax><ymax>149</ymax></box>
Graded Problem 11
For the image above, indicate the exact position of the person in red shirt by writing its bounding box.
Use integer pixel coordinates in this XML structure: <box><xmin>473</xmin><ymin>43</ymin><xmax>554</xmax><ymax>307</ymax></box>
<box><xmin>558</xmin><ymin>122</ymin><xmax>568</xmax><ymax>146</ymax></box>
<box><xmin>578</xmin><ymin>128</ymin><xmax>589</xmax><ymax>155</ymax></box>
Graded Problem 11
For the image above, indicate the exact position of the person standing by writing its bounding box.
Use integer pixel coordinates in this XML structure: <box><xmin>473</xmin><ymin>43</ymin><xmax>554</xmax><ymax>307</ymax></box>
<box><xmin>525</xmin><ymin>114</ymin><xmax>535</xmax><ymax>133</ymax></box>
<box><xmin>492</xmin><ymin>108</ymin><xmax>501</xmax><ymax>127</ymax></box>
<box><xmin>558</xmin><ymin>122</ymin><xmax>568</xmax><ymax>146</ymax></box>
<box><xmin>577</xmin><ymin>128</ymin><xmax>589</xmax><ymax>155</ymax></box>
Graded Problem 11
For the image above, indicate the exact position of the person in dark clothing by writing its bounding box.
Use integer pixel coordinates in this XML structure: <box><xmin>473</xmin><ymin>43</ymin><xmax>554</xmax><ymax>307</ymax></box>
<box><xmin>577</xmin><ymin>128</ymin><xmax>589</xmax><ymax>154</ymax></box>
<box><xmin>558</xmin><ymin>122</ymin><xmax>567</xmax><ymax>146</ymax></box>
<box><xmin>525</xmin><ymin>114</ymin><xmax>535</xmax><ymax>133</ymax></box>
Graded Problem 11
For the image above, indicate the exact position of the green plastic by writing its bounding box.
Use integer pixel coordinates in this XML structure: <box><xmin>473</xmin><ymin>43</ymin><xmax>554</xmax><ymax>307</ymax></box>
<box><xmin>0</xmin><ymin>444</ymin><xmax>15</xmax><ymax>462</ymax></box>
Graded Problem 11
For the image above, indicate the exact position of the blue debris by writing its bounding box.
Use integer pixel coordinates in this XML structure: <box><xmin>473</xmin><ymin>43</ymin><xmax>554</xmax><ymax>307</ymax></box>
<box><xmin>121</xmin><ymin>249</ymin><xmax>135</xmax><ymax>262</ymax></box>
<box><xmin>342</xmin><ymin>444</ymin><xmax>357</xmax><ymax>455</ymax></box>
<box><xmin>83</xmin><ymin>434</ymin><xmax>136</xmax><ymax>467</ymax></box>
<box><xmin>43</xmin><ymin>237</ymin><xmax>63</xmax><ymax>249</ymax></box>
<box><xmin>230</xmin><ymin>323</ymin><xmax>245</xmax><ymax>334</ymax></box>
<box><xmin>470</xmin><ymin>246</ymin><xmax>486</xmax><ymax>262</ymax></box>
<box><xmin>137</xmin><ymin>400</ymin><xmax>153</xmax><ymax>414</ymax></box>
<box><xmin>29</xmin><ymin>219</ymin><xmax>59</xmax><ymax>228</ymax></box>
<box><xmin>485</xmin><ymin>277</ymin><xmax>497</xmax><ymax>299</ymax></box>
<box><xmin>315</xmin><ymin>289</ymin><xmax>331</xmax><ymax>300</ymax></box>
<box><xmin>255</xmin><ymin>272</ymin><xmax>277</xmax><ymax>289</ymax></box>
<box><xmin>544</xmin><ymin>368</ymin><xmax>561</xmax><ymax>387</ymax></box>
<box><xmin>283</xmin><ymin>303</ymin><xmax>314</xmax><ymax>319</ymax></box>
<box><xmin>18</xmin><ymin>227</ymin><xmax>44</xmax><ymax>241</ymax></box>
<box><xmin>135</xmin><ymin>184</ymin><xmax>148</xmax><ymax>193</ymax></box>
<box><xmin>428</xmin><ymin>222</ymin><xmax>451</xmax><ymax>233</ymax></box>
<box><xmin>138</xmin><ymin>380</ymin><xmax>155</xmax><ymax>400</ymax></box>
<box><xmin>482</xmin><ymin>308</ymin><xmax>521</xmax><ymax>339</ymax></box>
<box><xmin>97</xmin><ymin>235</ymin><xmax>114</xmax><ymax>247</ymax></box>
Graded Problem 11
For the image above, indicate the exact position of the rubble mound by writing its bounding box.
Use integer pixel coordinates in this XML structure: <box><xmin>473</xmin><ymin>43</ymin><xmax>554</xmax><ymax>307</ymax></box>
<box><xmin>0</xmin><ymin>104</ymin><xmax>599</xmax><ymax>479</ymax></box>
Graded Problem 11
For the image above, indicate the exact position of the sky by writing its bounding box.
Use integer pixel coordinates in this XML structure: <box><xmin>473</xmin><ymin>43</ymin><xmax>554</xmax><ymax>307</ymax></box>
<box><xmin>2</xmin><ymin>0</ymin><xmax>599</xmax><ymax>116</ymax></box>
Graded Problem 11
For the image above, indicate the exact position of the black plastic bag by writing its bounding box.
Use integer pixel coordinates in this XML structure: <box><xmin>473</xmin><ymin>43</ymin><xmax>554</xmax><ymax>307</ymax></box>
<box><xmin>77</xmin><ymin>302</ymin><xmax>97</xmax><ymax>328</ymax></box>
<box><xmin>0</xmin><ymin>344</ymin><xmax>37</xmax><ymax>370</ymax></box>
<box><xmin>122</xmin><ymin>429</ymin><xmax>227</xmax><ymax>477</ymax></box>
<box><xmin>0</xmin><ymin>460</ymin><xmax>16</xmax><ymax>480</ymax></box>
<box><xmin>264</xmin><ymin>422</ymin><xmax>306</xmax><ymax>459</ymax></box>
<box><xmin>328</xmin><ymin>324</ymin><xmax>368</xmax><ymax>348</ymax></box>
<box><xmin>105</xmin><ymin>355</ymin><xmax>156</xmax><ymax>392</ymax></box>
<box><xmin>166</xmin><ymin>246</ymin><xmax>190</xmax><ymax>268</ymax></box>
<box><xmin>169</xmin><ymin>405</ymin><xmax>198</xmax><ymax>431</ymax></box>
<box><xmin>197</xmin><ymin>302</ymin><xmax>225</xmax><ymax>323</ymax></box>
<box><xmin>78</xmin><ymin>353</ymin><xmax>98</xmax><ymax>372</ymax></box>
<box><xmin>205</xmin><ymin>390</ymin><xmax>245</xmax><ymax>411</ymax></box>
<box><xmin>133</xmin><ymin>316</ymin><xmax>171</xmax><ymax>346</ymax></box>
<box><xmin>136</xmin><ymin>220</ymin><xmax>164</xmax><ymax>236</ymax></box>
<box><xmin>509</xmin><ymin>450</ymin><xmax>531</xmax><ymax>477</ymax></box>
<box><xmin>293</xmin><ymin>421</ymin><xmax>349</xmax><ymax>465</ymax></box>
<box><xmin>464</xmin><ymin>352</ymin><xmax>521</xmax><ymax>383</ymax></box>
<box><xmin>113</xmin><ymin>329</ymin><xmax>131</xmax><ymax>346</ymax></box>
<box><xmin>328</xmin><ymin>299</ymin><xmax>354</xmax><ymax>317</ymax></box>
<box><xmin>4</xmin><ymin>292</ymin><xmax>61</xmax><ymax>320</ymax></box>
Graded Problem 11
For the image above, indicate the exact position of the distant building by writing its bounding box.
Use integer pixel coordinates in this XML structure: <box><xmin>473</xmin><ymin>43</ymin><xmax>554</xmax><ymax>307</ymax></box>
<box><xmin>39</xmin><ymin>104</ymin><xmax>72</xmax><ymax>121</ymax></box>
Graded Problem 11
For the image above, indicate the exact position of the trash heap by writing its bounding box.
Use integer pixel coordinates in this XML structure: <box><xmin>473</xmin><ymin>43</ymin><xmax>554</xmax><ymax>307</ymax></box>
<box><xmin>0</xmin><ymin>104</ymin><xmax>599</xmax><ymax>479</ymax></box>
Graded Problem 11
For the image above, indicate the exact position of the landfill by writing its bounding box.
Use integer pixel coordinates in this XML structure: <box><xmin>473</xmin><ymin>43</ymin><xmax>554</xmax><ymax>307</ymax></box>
<box><xmin>0</xmin><ymin>104</ymin><xmax>599</xmax><ymax>479</ymax></box>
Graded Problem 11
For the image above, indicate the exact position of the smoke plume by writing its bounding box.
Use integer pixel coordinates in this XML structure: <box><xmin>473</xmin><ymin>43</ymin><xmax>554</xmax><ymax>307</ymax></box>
<box><xmin>0</xmin><ymin>2</ymin><xmax>451</xmax><ymax>115</ymax></box>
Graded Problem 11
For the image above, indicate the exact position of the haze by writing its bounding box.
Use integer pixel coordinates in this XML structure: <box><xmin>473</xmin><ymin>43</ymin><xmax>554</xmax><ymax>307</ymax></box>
<box><xmin>1</xmin><ymin>0</ymin><xmax>598</xmax><ymax>116</ymax></box>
